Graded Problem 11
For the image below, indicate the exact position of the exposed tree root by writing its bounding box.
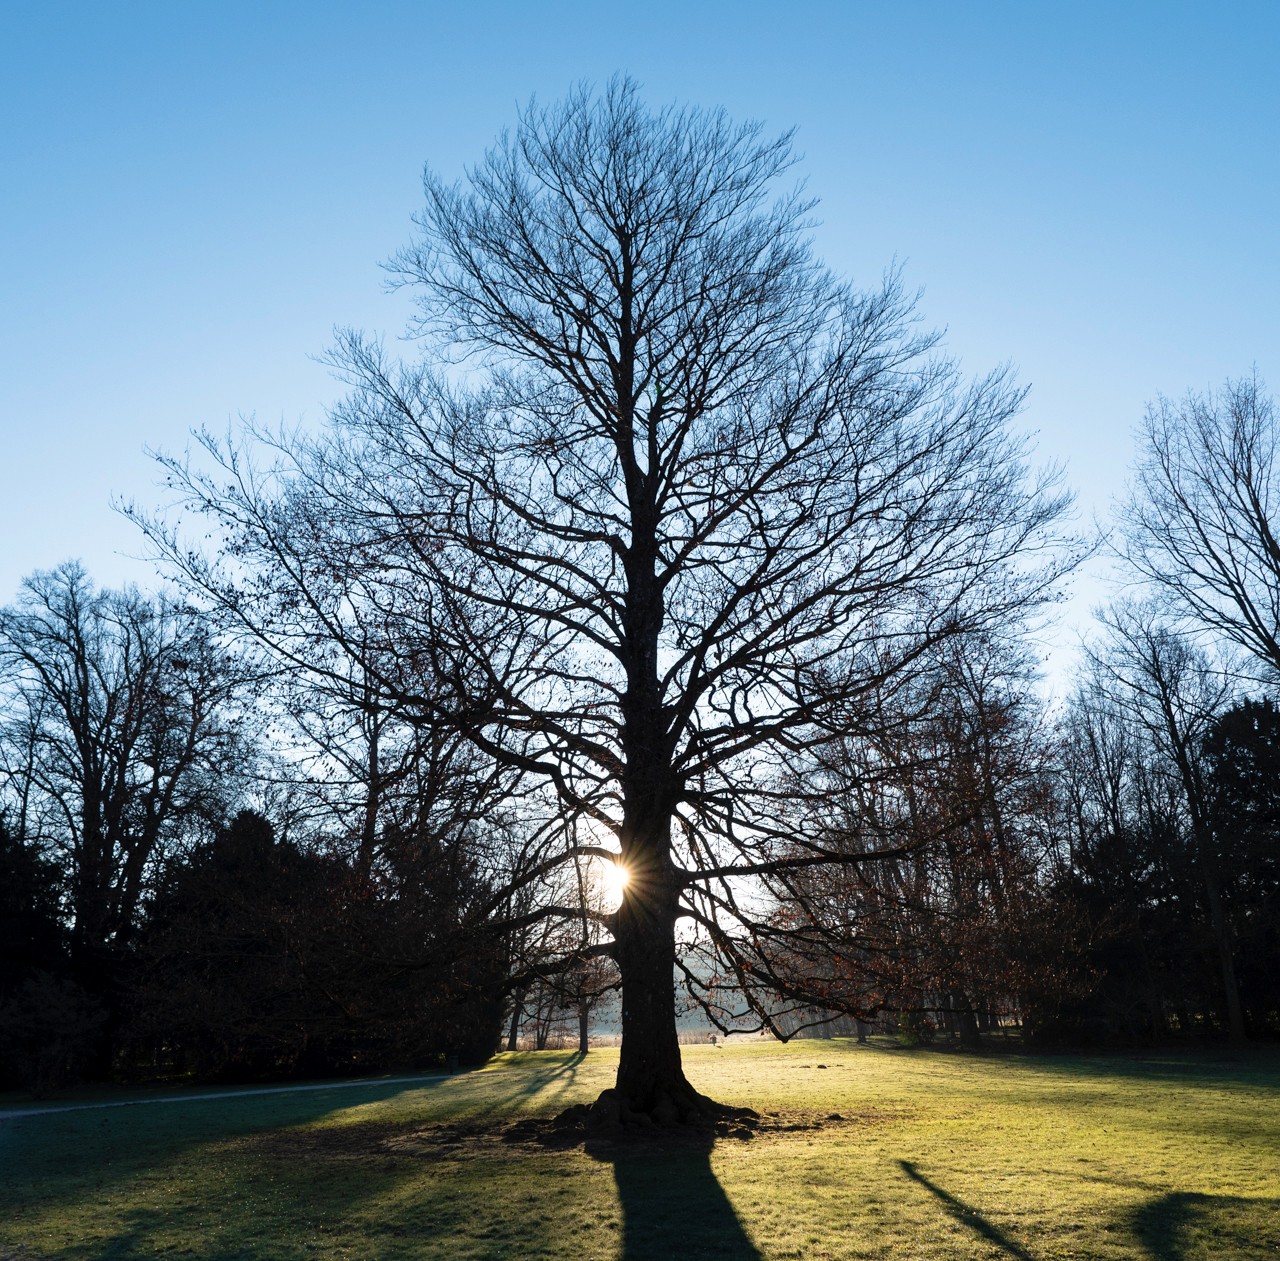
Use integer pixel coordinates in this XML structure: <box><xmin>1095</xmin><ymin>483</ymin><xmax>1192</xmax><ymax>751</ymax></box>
<box><xmin>502</xmin><ymin>1100</ymin><xmax>891</xmax><ymax>1151</ymax></box>
<box><xmin>544</xmin><ymin>1087</ymin><xmax>761</xmax><ymax>1144</ymax></box>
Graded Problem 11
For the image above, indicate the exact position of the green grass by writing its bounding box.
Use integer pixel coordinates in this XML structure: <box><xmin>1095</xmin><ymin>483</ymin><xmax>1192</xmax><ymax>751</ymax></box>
<box><xmin>2</xmin><ymin>1039</ymin><xmax>1277</xmax><ymax>1259</ymax></box>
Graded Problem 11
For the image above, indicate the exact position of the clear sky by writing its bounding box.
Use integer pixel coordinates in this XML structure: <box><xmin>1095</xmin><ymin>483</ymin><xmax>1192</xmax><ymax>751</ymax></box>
<box><xmin>2</xmin><ymin>1</ymin><xmax>1277</xmax><ymax>685</ymax></box>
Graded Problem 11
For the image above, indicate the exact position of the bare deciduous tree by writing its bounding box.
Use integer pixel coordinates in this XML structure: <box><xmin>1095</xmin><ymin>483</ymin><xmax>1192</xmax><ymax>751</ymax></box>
<box><xmin>140</xmin><ymin>80</ymin><xmax>1073</xmax><ymax>1122</ymax></box>
<box><xmin>1082</xmin><ymin>601</ymin><xmax>1245</xmax><ymax>1041</ymax></box>
<box><xmin>751</xmin><ymin>634</ymin><xmax>1058</xmax><ymax>1045</ymax></box>
<box><xmin>0</xmin><ymin>563</ymin><xmax>248</xmax><ymax>999</ymax></box>
<box><xmin>1119</xmin><ymin>374</ymin><xmax>1280</xmax><ymax>679</ymax></box>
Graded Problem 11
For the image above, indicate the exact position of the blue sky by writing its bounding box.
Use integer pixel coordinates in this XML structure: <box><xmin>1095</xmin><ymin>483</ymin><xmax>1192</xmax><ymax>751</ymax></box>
<box><xmin>2</xmin><ymin>1</ymin><xmax>1277</xmax><ymax>684</ymax></box>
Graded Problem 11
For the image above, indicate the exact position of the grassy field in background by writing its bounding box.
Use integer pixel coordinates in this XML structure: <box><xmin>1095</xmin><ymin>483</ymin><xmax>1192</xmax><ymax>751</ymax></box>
<box><xmin>1</xmin><ymin>1038</ymin><xmax>1277</xmax><ymax>1260</ymax></box>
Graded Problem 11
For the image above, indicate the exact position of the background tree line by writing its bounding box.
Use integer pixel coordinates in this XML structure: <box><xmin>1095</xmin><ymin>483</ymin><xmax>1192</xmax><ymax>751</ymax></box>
<box><xmin>0</xmin><ymin>564</ymin><xmax>550</xmax><ymax>1090</ymax></box>
<box><xmin>6</xmin><ymin>379</ymin><xmax>1278</xmax><ymax>1096</ymax></box>
<box><xmin>2</xmin><ymin>85</ymin><xmax>1278</xmax><ymax>1101</ymax></box>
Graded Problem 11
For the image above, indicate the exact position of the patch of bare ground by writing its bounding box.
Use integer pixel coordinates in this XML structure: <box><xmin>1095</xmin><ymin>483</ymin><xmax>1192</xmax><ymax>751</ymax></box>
<box><xmin>242</xmin><ymin>1118</ymin><xmax>500</xmax><ymax>1163</ymax></box>
<box><xmin>512</xmin><ymin>1104</ymin><xmax>911</xmax><ymax>1152</ymax></box>
<box><xmin>244</xmin><ymin>1104</ymin><xmax>910</xmax><ymax>1164</ymax></box>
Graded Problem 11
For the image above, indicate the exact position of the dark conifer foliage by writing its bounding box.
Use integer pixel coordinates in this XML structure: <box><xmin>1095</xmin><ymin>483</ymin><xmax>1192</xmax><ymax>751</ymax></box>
<box><xmin>1204</xmin><ymin>700</ymin><xmax>1280</xmax><ymax>1030</ymax></box>
<box><xmin>133</xmin><ymin>811</ymin><xmax>504</xmax><ymax>1080</ymax></box>
<box><xmin>0</xmin><ymin>815</ymin><xmax>65</xmax><ymax>987</ymax></box>
<box><xmin>0</xmin><ymin>816</ymin><xmax>100</xmax><ymax>1093</ymax></box>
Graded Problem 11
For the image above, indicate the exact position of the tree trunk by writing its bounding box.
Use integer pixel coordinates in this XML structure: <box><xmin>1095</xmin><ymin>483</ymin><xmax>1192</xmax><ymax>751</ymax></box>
<box><xmin>357</xmin><ymin>693</ymin><xmax>380</xmax><ymax>877</ymax></box>
<box><xmin>1135</xmin><ymin>919</ymin><xmax>1167</xmax><ymax>1038</ymax></box>
<box><xmin>506</xmin><ymin>990</ymin><xmax>524</xmax><ymax>1052</ymax></box>
<box><xmin>614</xmin><ymin>892</ymin><xmax>695</xmax><ymax>1115</ymax></box>
<box><xmin>940</xmin><ymin>997</ymin><xmax>957</xmax><ymax>1039</ymax></box>
<box><xmin>610</xmin><ymin>816</ymin><xmax>705</xmax><ymax>1121</ymax></box>
<box><xmin>1196</xmin><ymin>830</ymin><xmax>1247</xmax><ymax>1043</ymax></box>
<box><xmin>578</xmin><ymin>1002</ymin><xmax>590</xmax><ymax>1055</ymax></box>
<box><xmin>1203</xmin><ymin>870</ymin><xmax>1246</xmax><ymax>1042</ymax></box>
<box><xmin>953</xmin><ymin>992</ymin><xmax>982</xmax><ymax>1048</ymax></box>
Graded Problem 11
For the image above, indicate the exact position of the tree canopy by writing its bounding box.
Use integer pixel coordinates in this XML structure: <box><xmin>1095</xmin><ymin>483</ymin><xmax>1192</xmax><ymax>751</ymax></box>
<box><xmin>138</xmin><ymin>79</ymin><xmax>1077</xmax><ymax>1121</ymax></box>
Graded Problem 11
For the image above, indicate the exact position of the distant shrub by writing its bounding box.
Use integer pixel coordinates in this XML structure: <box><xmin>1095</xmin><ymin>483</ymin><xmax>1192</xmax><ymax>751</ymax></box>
<box><xmin>896</xmin><ymin>1012</ymin><xmax>936</xmax><ymax>1047</ymax></box>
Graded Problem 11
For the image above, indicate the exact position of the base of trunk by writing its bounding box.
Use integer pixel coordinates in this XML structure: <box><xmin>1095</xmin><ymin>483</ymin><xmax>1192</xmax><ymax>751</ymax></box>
<box><xmin>554</xmin><ymin>1085</ymin><xmax>759</xmax><ymax>1136</ymax></box>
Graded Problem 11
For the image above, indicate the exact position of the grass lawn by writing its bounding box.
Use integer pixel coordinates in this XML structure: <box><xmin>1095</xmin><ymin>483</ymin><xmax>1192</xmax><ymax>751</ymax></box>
<box><xmin>1</xmin><ymin>1038</ymin><xmax>1277</xmax><ymax>1259</ymax></box>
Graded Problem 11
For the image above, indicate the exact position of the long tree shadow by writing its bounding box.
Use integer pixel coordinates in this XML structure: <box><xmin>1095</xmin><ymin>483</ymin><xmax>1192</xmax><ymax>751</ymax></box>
<box><xmin>591</xmin><ymin>1132</ymin><xmax>762</xmax><ymax>1261</ymax></box>
<box><xmin>898</xmin><ymin>1160</ymin><xmax>1035</xmax><ymax>1260</ymax></box>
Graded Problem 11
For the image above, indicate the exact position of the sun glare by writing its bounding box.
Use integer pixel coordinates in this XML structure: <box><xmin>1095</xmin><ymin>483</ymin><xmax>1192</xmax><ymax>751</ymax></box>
<box><xmin>602</xmin><ymin>859</ymin><xmax>630</xmax><ymax>909</ymax></box>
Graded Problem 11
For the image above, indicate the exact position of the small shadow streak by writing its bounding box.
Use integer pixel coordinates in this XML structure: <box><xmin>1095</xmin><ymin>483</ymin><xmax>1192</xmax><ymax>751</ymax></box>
<box><xmin>515</xmin><ymin>1049</ymin><xmax>586</xmax><ymax>1094</ymax></box>
<box><xmin>592</xmin><ymin>1132</ymin><xmax>762</xmax><ymax>1261</ymax></box>
<box><xmin>899</xmin><ymin>1160</ymin><xmax>1035</xmax><ymax>1261</ymax></box>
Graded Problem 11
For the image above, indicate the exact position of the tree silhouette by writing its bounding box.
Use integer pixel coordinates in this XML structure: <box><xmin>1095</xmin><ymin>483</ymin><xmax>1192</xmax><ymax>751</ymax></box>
<box><xmin>1119</xmin><ymin>374</ymin><xmax>1280</xmax><ymax>681</ymax></box>
<box><xmin>140</xmin><ymin>80</ymin><xmax>1073</xmax><ymax>1121</ymax></box>
<box><xmin>0</xmin><ymin>565</ymin><xmax>248</xmax><ymax>990</ymax></box>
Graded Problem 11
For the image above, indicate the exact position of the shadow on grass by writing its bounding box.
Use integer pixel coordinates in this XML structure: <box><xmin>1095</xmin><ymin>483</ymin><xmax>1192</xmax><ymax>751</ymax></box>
<box><xmin>3</xmin><ymin>1054</ymin><xmax>599</xmax><ymax>1259</ymax></box>
<box><xmin>1126</xmin><ymin>1190</ymin><xmax>1280</xmax><ymax>1260</ymax></box>
<box><xmin>899</xmin><ymin>1160</ymin><xmax>1035</xmax><ymax>1260</ymax></box>
<box><xmin>986</xmin><ymin>1045</ymin><xmax>1280</xmax><ymax>1091</ymax></box>
<box><xmin>591</xmin><ymin>1133</ymin><xmax>761</xmax><ymax>1261</ymax></box>
<box><xmin>0</xmin><ymin>1061</ymin><xmax>525</xmax><ymax>1225</ymax></box>
<box><xmin>466</xmin><ymin>1049</ymin><xmax>587</xmax><ymax>1117</ymax></box>
<box><xmin>841</xmin><ymin>1033</ymin><xmax>1280</xmax><ymax>1078</ymax></box>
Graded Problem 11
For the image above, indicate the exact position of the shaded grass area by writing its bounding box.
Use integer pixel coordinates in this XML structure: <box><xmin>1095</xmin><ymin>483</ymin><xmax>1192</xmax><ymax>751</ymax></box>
<box><xmin>1</xmin><ymin>1040</ymin><xmax>1277</xmax><ymax>1259</ymax></box>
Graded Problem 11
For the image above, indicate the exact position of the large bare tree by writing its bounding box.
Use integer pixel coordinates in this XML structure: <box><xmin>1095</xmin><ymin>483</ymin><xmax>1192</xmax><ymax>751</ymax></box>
<box><xmin>142</xmin><ymin>80</ymin><xmax>1073</xmax><ymax>1122</ymax></box>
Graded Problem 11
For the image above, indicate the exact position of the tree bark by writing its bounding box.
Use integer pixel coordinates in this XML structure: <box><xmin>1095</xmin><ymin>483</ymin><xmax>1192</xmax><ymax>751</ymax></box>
<box><xmin>611</xmin><ymin>812</ymin><xmax>705</xmax><ymax>1120</ymax></box>
<box><xmin>953</xmin><ymin>992</ymin><xmax>982</xmax><ymax>1048</ymax></box>
<box><xmin>506</xmin><ymin>989</ymin><xmax>524</xmax><ymax>1052</ymax></box>
<box><xmin>1199</xmin><ymin>858</ymin><xmax>1247</xmax><ymax>1042</ymax></box>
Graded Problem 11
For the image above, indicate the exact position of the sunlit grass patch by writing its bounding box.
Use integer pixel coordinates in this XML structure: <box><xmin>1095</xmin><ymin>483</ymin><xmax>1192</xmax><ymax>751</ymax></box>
<box><xmin>2</xmin><ymin>1039</ymin><xmax>1277</xmax><ymax>1259</ymax></box>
